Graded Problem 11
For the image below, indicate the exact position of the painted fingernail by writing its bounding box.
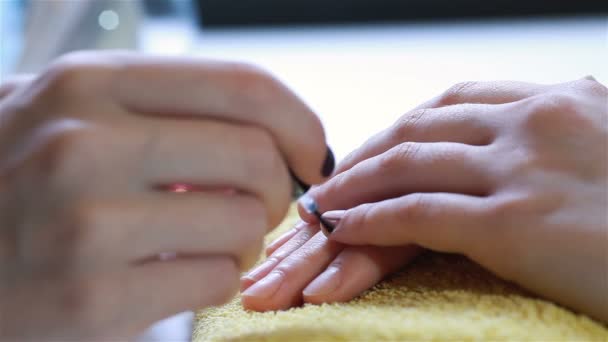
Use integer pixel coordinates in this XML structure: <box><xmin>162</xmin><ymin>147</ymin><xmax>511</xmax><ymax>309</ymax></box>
<box><xmin>298</xmin><ymin>194</ymin><xmax>318</xmax><ymax>215</ymax></box>
<box><xmin>266</xmin><ymin>228</ymin><xmax>298</xmax><ymax>254</ymax></box>
<box><xmin>320</xmin><ymin>210</ymin><xmax>344</xmax><ymax>235</ymax></box>
<box><xmin>322</xmin><ymin>146</ymin><xmax>335</xmax><ymax>177</ymax></box>
<box><xmin>303</xmin><ymin>266</ymin><xmax>341</xmax><ymax>297</ymax></box>
<box><xmin>241</xmin><ymin>271</ymin><xmax>284</xmax><ymax>299</ymax></box>
<box><xmin>290</xmin><ymin>169</ymin><xmax>311</xmax><ymax>199</ymax></box>
<box><xmin>242</xmin><ymin>258</ymin><xmax>279</xmax><ymax>282</ymax></box>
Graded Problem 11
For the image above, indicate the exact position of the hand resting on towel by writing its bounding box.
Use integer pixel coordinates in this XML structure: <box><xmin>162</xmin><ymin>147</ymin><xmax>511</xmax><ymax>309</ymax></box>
<box><xmin>241</xmin><ymin>78</ymin><xmax>608</xmax><ymax>324</ymax></box>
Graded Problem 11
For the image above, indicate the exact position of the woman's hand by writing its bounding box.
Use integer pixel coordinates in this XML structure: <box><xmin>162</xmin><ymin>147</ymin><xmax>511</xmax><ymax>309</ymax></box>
<box><xmin>241</xmin><ymin>77</ymin><xmax>608</xmax><ymax>323</ymax></box>
<box><xmin>0</xmin><ymin>52</ymin><xmax>332</xmax><ymax>340</ymax></box>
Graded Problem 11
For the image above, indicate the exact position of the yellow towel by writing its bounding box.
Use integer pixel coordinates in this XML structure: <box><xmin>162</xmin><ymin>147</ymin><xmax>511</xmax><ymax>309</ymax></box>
<box><xmin>193</xmin><ymin>208</ymin><xmax>607</xmax><ymax>341</ymax></box>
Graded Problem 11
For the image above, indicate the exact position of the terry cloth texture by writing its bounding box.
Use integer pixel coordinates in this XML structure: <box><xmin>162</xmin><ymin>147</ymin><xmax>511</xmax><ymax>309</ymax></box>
<box><xmin>193</xmin><ymin>207</ymin><xmax>608</xmax><ymax>341</ymax></box>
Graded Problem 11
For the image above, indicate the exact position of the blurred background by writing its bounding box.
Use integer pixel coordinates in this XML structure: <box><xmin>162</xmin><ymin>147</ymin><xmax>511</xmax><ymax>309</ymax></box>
<box><xmin>1</xmin><ymin>0</ymin><xmax>607</xmax><ymax>161</ymax></box>
<box><xmin>1</xmin><ymin>1</ymin><xmax>607</xmax><ymax>340</ymax></box>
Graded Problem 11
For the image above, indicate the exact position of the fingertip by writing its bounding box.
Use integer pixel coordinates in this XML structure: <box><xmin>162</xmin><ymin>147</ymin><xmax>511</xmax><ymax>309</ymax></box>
<box><xmin>297</xmin><ymin>199</ymin><xmax>320</xmax><ymax>224</ymax></box>
<box><xmin>240</xmin><ymin>295</ymin><xmax>264</xmax><ymax>312</ymax></box>
<box><xmin>302</xmin><ymin>293</ymin><xmax>333</xmax><ymax>305</ymax></box>
<box><xmin>322</xmin><ymin>146</ymin><xmax>336</xmax><ymax>178</ymax></box>
<box><xmin>241</xmin><ymin>293</ymin><xmax>301</xmax><ymax>312</ymax></box>
<box><xmin>240</xmin><ymin>276</ymin><xmax>256</xmax><ymax>292</ymax></box>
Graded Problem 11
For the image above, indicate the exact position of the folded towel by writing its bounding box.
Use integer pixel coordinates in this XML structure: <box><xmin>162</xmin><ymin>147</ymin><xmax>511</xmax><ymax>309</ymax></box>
<box><xmin>193</xmin><ymin>207</ymin><xmax>607</xmax><ymax>341</ymax></box>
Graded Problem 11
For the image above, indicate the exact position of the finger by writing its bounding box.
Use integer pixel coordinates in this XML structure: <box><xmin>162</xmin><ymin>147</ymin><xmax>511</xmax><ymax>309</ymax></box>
<box><xmin>71</xmin><ymin>194</ymin><xmax>268</xmax><ymax>271</ymax></box>
<box><xmin>21</xmin><ymin>257</ymin><xmax>240</xmax><ymax>339</ymax></box>
<box><xmin>265</xmin><ymin>221</ymin><xmax>307</xmax><ymax>257</ymax></box>
<box><xmin>421</xmin><ymin>77</ymin><xmax>605</xmax><ymax>109</ymax></box>
<box><xmin>27</xmin><ymin>120</ymin><xmax>292</xmax><ymax>228</ymax></box>
<box><xmin>327</xmin><ymin>193</ymin><xmax>490</xmax><ymax>255</ymax></box>
<box><xmin>0</xmin><ymin>74</ymin><xmax>35</xmax><ymax>100</ymax></box>
<box><xmin>301</xmin><ymin>142</ymin><xmax>492</xmax><ymax>223</ymax></box>
<box><xmin>136</xmin><ymin>119</ymin><xmax>292</xmax><ymax>227</ymax></box>
<box><xmin>555</xmin><ymin>76</ymin><xmax>608</xmax><ymax>98</ymax></box>
<box><xmin>417</xmin><ymin>80</ymin><xmax>550</xmax><ymax>109</ymax></box>
<box><xmin>331</xmin><ymin>81</ymin><xmax>546</xmax><ymax>176</ymax></box>
<box><xmin>241</xmin><ymin>231</ymin><xmax>343</xmax><ymax>311</ymax></box>
<box><xmin>241</xmin><ymin>223</ymin><xmax>318</xmax><ymax>291</ymax></box>
<box><xmin>108</xmin><ymin>54</ymin><xmax>333</xmax><ymax>184</ymax></box>
<box><xmin>332</xmin><ymin>79</ymin><xmax>588</xmax><ymax>178</ymax></box>
<box><xmin>303</xmin><ymin>245</ymin><xmax>421</xmax><ymax>304</ymax></box>
<box><xmin>122</xmin><ymin>256</ymin><xmax>239</xmax><ymax>336</ymax></box>
<box><xmin>333</xmin><ymin>105</ymin><xmax>492</xmax><ymax>176</ymax></box>
<box><xmin>298</xmin><ymin>103</ymin><xmax>499</xmax><ymax>222</ymax></box>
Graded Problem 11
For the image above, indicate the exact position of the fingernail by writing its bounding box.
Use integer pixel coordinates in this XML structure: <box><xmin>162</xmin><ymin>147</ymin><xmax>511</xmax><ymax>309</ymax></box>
<box><xmin>322</xmin><ymin>146</ymin><xmax>335</xmax><ymax>177</ymax></box>
<box><xmin>241</xmin><ymin>271</ymin><xmax>284</xmax><ymax>299</ymax></box>
<box><xmin>266</xmin><ymin>226</ymin><xmax>300</xmax><ymax>255</ymax></box>
<box><xmin>294</xmin><ymin>220</ymin><xmax>307</xmax><ymax>231</ymax></box>
<box><xmin>270</xmin><ymin>227</ymin><xmax>298</xmax><ymax>246</ymax></box>
<box><xmin>298</xmin><ymin>194</ymin><xmax>318</xmax><ymax>215</ymax></box>
<box><xmin>320</xmin><ymin>210</ymin><xmax>344</xmax><ymax>235</ymax></box>
<box><xmin>242</xmin><ymin>258</ymin><xmax>279</xmax><ymax>282</ymax></box>
<box><xmin>303</xmin><ymin>266</ymin><xmax>341</xmax><ymax>297</ymax></box>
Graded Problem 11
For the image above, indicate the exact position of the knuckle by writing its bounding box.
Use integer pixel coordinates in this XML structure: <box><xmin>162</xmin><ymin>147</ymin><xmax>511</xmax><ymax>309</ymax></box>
<box><xmin>391</xmin><ymin>108</ymin><xmax>430</xmax><ymax>142</ymax></box>
<box><xmin>40</xmin><ymin>59</ymin><xmax>92</xmax><ymax>98</ymax></box>
<box><xmin>491</xmin><ymin>191</ymin><xmax>562</xmax><ymax>219</ymax></box>
<box><xmin>229</xmin><ymin>62</ymin><xmax>280</xmax><ymax>105</ymax></box>
<box><xmin>502</xmin><ymin>149</ymin><xmax>537</xmax><ymax>179</ymax></box>
<box><xmin>521</xmin><ymin>93</ymin><xmax>584</xmax><ymax>132</ymax></box>
<box><xmin>544</xmin><ymin>93</ymin><xmax>581</xmax><ymax>115</ymax></box>
<box><xmin>337</xmin><ymin>150</ymin><xmax>359</xmax><ymax>171</ymax></box>
<box><xmin>393</xmin><ymin>142</ymin><xmax>422</xmax><ymax>161</ymax></box>
<box><xmin>35</xmin><ymin>51</ymin><xmax>116</xmax><ymax>103</ymax></box>
<box><xmin>487</xmin><ymin>193</ymin><xmax>531</xmax><ymax>222</ymax></box>
<box><xmin>438</xmin><ymin>81</ymin><xmax>479</xmax><ymax>106</ymax></box>
<box><xmin>38</xmin><ymin>127</ymin><xmax>92</xmax><ymax>181</ymax></box>
<box><xmin>398</xmin><ymin>194</ymin><xmax>430</xmax><ymax>223</ymax></box>
<box><xmin>348</xmin><ymin>202</ymin><xmax>375</xmax><ymax>235</ymax></box>
<box><xmin>378</xmin><ymin>142</ymin><xmax>420</xmax><ymax>172</ymax></box>
<box><xmin>319</xmin><ymin>169</ymin><xmax>352</xmax><ymax>200</ymax></box>
<box><xmin>574</xmin><ymin>77</ymin><xmax>608</xmax><ymax>97</ymax></box>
